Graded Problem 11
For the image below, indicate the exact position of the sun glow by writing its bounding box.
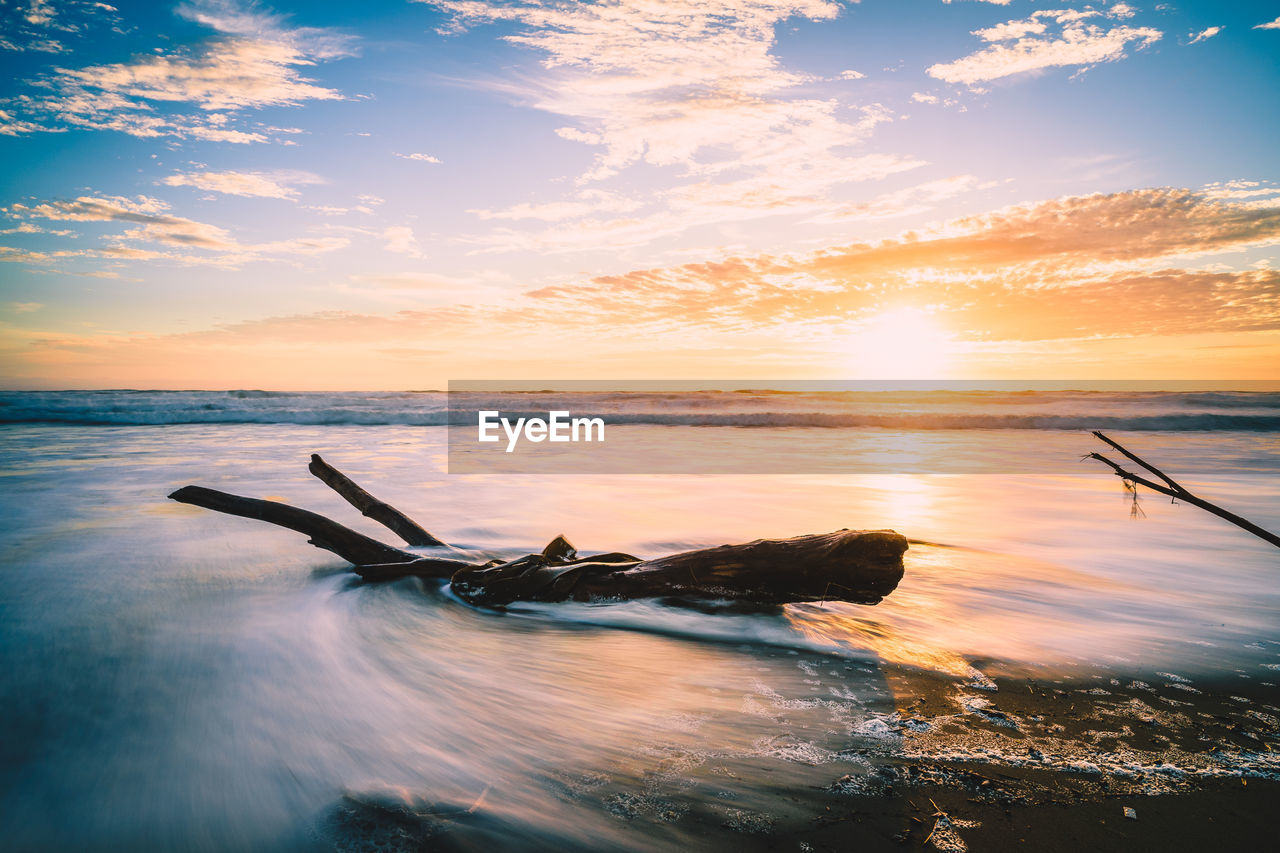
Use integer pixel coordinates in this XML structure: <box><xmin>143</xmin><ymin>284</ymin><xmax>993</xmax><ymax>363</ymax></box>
<box><xmin>847</xmin><ymin>307</ymin><xmax>957</xmax><ymax>378</ymax></box>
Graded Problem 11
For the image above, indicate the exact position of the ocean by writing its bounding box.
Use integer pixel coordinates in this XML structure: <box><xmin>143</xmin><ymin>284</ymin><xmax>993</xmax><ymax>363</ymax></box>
<box><xmin>1</xmin><ymin>389</ymin><xmax>1278</xmax><ymax>850</ymax></box>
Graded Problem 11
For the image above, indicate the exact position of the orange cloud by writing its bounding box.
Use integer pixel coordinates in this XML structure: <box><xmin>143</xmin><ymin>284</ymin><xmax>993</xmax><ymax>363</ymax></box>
<box><xmin>5</xmin><ymin>187</ymin><xmax>1279</xmax><ymax>385</ymax></box>
<box><xmin>522</xmin><ymin>188</ymin><xmax>1280</xmax><ymax>340</ymax></box>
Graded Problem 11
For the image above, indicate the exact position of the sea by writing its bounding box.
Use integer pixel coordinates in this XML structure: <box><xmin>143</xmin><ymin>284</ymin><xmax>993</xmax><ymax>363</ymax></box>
<box><xmin>1</xmin><ymin>388</ymin><xmax>1278</xmax><ymax>850</ymax></box>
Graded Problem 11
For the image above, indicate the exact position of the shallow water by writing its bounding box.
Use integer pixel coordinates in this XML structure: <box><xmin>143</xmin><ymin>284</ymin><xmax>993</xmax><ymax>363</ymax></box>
<box><xmin>1</xmin><ymin>418</ymin><xmax>1278</xmax><ymax>850</ymax></box>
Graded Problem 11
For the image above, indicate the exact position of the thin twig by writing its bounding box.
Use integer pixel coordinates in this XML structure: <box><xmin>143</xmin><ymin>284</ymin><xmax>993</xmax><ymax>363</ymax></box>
<box><xmin>923</xmin><ymin>799</ymin><xmax>946</xmax><ymax>847</ymax></box>
<box><xmin>1092</xmin><ymin>431</ymin><xmax>1187</xmax><ymax>494</ymax></box>
<box><xmin>1085</xmin><ymin>452</ymin><xmax>1176</xmax><ymax>498</ymax></box>
<box><xmin>1084</xmin><ymin>434</ymin><xmax>1280</xmax><ymax>549</ymax></box>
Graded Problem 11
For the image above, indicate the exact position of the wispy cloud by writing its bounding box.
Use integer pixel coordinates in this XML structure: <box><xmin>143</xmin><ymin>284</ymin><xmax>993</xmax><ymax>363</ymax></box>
<box><xmin>1254</xmin><ymin>17</ymin><xmax>1280</xmax><ymax>31</ymax></box>
<box><xmin>519</xmin><ymin>188</ymin><xmax>1280</xmax><ymax>341</ymax></box>
<box><xmin>382</xmin><ymin>225</ymin><xmax>424</xmax><ymax>258</ymax></box>
<box><xmin>0</xmin><ymin>222</ymin><xmax>74</xmax><ymax>236</ymax></box>
<box><xmin>1187</xmin><ymin>26</ymin><xmax>1221</xmax><ymax>45</ymax></box>
<box><xmin>161</xmin><ymin>169</ymin><xmax>323</xmax><ymax>199</ymax></box>
<box><xmin>928</xmin><ymin>6</ymin><xmax>1161</xmax><ymax>86</ymax></box>
<box><xmin>2</xmin><ymin>0</ymin><xmax>354</xmax><ymax>143</ymax></box>
<box><xmin>455</xmin><ymin>149</ymin><xmax>923</xmax><ymax>256</ymax></box>
<box><xmin>4</xmin><ymin>193</ymin><xmax>348</xmax><ymax>266</ymax></box>
<box><xmin>469</xmin><ymin>189</ymin><xmax>640</xmax><ymax>223</ymax></box>
<box><xmin>429</xmin><ymin>0</ymin><xmax>919</xmax><ymax>245</ymax></box>
<box><xmin>394</xmin><ymin>152</ymin><xmax>442</xmax><ymax>163</ymax></box>
<box><xmin>0</xmin><ymin>0</ymin><xmax>122</xmax><ymax>54</ymax></box>
<box><xmin>1201</xmin><ymin>180</ymin><xmax>1280</xmax><ymax>205</ymax></box>
<box><xmin>807</xmin><ymin>175</ymin><xmax>982</xmax><ymax>224</ymax></box>
<box><xmin>5</xmin><ymin>301</ymin><xmax>44</xmax><ymax>313</ymax></box>
<box><xmin>174</xmin><ymin>0</ymin><xmax>356</xmax><ymax>59</ymax></box>
<box><xmin>8</xmin><ymin>195</ymin><xmax>171</xmax><ymax>221</ymax></box>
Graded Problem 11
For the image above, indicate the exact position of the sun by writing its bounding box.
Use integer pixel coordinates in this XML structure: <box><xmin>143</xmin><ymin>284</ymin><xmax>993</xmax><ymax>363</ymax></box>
<box><xmin>847</xmin><ymin>307</ymin><xmax>956</xmax><ymax>378</ymax></box>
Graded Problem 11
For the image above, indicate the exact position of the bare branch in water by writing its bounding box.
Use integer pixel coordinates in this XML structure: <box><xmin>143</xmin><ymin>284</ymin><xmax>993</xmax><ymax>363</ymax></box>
<box><xmin>1092</xmin><ymin>430</ymin><xmax>1187</xmax><ymax>494</ymax></box>
<box><xmin>308</xmin><ymin>453</ymin><xmax>445</xmax><ymax>547</ymax></box>
<box><xmin>169</xmin><ymin>485</ymin><xmax>420</xmax><ymax>565</ymax></box>
<box><xmin>170</xmin><ymin>457</ymin><xmax>910</xmax><ymax>606</ymax></box>
<box><xmin>1085</xmin><ymin>432</ymin><xmax>1280</xmax><ymax>549</ymax></box>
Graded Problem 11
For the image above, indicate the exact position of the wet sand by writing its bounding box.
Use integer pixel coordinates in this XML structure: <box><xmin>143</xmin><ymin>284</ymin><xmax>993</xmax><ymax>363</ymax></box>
<box><xmin>802</xmin><ymin>665</ymin><xmax>1280</xmax><ymax>851</ymax></box>
<box><xmin>309</xmin><ymin>661</ymin><xmax>1280</xmax><ymax>851</ymax></box>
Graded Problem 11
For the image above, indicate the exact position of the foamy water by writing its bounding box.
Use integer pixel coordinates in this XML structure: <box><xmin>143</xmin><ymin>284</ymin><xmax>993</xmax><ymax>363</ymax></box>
<box><xmin>1</xmin><ymin>392</ymin><xmax>1278</xmax><ymax>850</ymax></box>
<box><xmin>3</xmin><ymin>386</ymin><xmax>1280</xmax><ymax>430</ymax></box>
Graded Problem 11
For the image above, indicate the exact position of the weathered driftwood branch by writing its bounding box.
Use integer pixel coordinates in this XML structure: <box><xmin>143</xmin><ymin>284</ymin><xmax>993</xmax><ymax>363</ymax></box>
<box><xmin>1086</xmin><ymin>430</ymin><xmax>1280</xmax><ymax>549</ymax></box>
<box><xmin>168</xmin><ymin>486</ymin><xmax>420</xmax><ymax>566</ymax></box>
<box><xmin>308</xmin><ymin>454</ymin><xmax>445</xmax><ymax>547</ymax></box>
<box><xmin>355</xmin><ymin>555</ymin><xmax>489</xmax><ymax>583</ymax></box>
<box><xmin>448</xmin><ymin>529</ymin><xmax>906</xmax><ymax>607</ymax></box>
<box><xmin>170</xmin><ymin>457</ymin><xmax>909</xmax><ymax>607</ymax></box>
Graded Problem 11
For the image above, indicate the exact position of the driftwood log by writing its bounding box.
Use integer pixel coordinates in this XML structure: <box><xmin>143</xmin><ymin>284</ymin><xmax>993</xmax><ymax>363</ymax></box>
<box><xmin>169</xmin><ymin>455</ymin><xmax>908</xmax><ymax>607</ymax></box>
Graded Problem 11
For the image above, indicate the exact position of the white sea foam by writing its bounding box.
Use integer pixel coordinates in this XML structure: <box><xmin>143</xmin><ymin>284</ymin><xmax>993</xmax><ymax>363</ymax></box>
<box><xmin>3</xmin><ymin>389</ymin><xmax>1280</xmax><ymax>430</ymax></box>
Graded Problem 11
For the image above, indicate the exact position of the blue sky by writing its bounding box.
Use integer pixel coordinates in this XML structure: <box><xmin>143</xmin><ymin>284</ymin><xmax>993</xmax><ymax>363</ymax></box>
<box><xmin>1</xmin><ymin>0</ymin><xmax>1278</xmax><ymax>387</ymax></box>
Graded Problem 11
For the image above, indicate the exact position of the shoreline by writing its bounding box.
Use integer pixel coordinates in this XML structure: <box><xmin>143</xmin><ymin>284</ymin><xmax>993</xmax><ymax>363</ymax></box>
<box><xmin>312</xmin><ymin>662</ymin><xmax>1280</xmax><ymax>851</ymax></box>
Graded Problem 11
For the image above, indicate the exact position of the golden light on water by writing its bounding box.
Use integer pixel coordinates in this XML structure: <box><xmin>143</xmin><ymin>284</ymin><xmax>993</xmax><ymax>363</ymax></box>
<box><xmin>853</xmin><ymin>473</ymin><xmax>940</xmax><ymax>530</ymax></box>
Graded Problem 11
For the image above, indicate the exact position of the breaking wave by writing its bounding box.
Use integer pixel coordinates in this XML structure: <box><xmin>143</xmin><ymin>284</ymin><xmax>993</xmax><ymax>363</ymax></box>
<box><xmin>1</xmin><ymin>389</ymin><xmax>1278</xmax><ymax>430</ymax></box>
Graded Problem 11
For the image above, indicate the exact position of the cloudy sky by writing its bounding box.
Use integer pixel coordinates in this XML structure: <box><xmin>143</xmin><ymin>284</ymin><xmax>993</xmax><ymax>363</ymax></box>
<box><xmin>1</xmin><ymin>0</ymin><xmax>1277</xmax><ymax>388</ymax></box>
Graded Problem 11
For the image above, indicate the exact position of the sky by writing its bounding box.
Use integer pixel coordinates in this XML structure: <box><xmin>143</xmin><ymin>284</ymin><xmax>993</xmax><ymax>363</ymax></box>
<box><xmin>0</xmin><ymin>0</ymin><xmax>1278</xmax><ymax>389</ymax></box>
